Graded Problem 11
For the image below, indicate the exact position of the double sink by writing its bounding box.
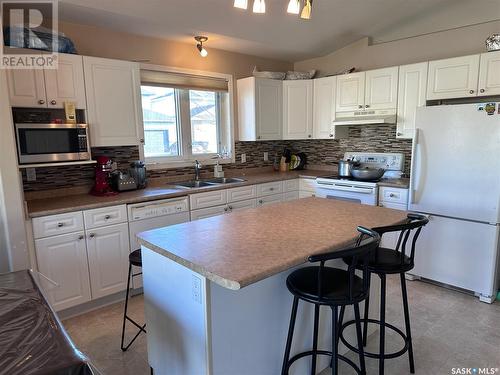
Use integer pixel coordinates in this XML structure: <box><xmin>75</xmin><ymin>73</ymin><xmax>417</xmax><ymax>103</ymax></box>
<box><xmin>171</xmin><ymin>177</ymin><xmax>246</xmax><ymax>189</ymax></box>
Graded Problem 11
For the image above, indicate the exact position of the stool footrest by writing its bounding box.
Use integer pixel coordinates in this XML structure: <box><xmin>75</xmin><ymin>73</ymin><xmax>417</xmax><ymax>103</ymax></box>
<box><xmin>284</xmin><ymin>349</ymin><xmax>363</xmax><ymax>375</ymax></box>
<box><xmin>340</xmin><ymin>318</ymin><xmax>409</xmax><ymax>360</ymax></box>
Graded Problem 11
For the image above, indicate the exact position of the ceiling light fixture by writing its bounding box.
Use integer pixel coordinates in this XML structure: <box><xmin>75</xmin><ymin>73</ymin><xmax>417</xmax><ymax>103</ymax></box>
<box><xmin>252</xmin><ymin>0</ymin><xmax>266</xmax><ymax>14</ymax></box>
<box><xmin>194</xmin><ymin>36</ymin><xmax>208</xmax><ymax>57</ymax></box>
<box><xmin>300</xmin><ymin>0</ymin><xmax>312</xmax><ymax>19</ymax></box>
<box><xmin>233</xmin><ymin>0</ymin><xmax>248</xmax><ymax>9</ymax></box>
<box><xmin>286</xmin><ymin>0</ymin><xmax>300</xmax><ymax>14</ymax></box>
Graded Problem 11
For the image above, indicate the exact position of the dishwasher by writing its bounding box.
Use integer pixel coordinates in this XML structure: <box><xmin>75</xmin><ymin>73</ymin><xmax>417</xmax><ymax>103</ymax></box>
<box><xmin>128</xmin><ymin>196</ymin><xmax>190</xmax><ymax>289</ymax></box>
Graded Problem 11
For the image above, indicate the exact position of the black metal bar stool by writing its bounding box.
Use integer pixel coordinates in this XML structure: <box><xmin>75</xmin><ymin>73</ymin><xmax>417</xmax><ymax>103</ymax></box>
<box><xmin>339</xmin><ymin>213</ymin><xmax>428</xmax><ymax>375</ymax></box>
<box><xmin>120</xmin><ymin>248</ymin><xmax>147</xmax><ymax>352</ymax></box>
<box><xmin>281</xmin><ymin>226</ymin><xmax>380</xmax><ymax>375</ymax></box>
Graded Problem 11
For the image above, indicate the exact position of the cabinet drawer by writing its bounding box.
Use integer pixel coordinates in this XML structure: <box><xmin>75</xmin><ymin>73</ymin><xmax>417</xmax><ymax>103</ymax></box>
<box><xmin>256</xmin><ymin>181</ymin><xmax>283</xmax><ymax>197</ymax></box>
<box><xmin>379</xmin><ymin>187</ymin><xmax>409</xmax><ymax>205</ymax></box>
<box><xmin>283</xmin><ymin>191</ymin><xmax>300</xmax><ymax>201</ymax></box>
<box><xmin>190</xmin><ymin>205</ymin><xmax>227</xmax><ymax>221</ymax></box>
<box><xmin>257</xmin><ymin>194</ymin><xmax>283</xmax><ymax>206</ymax></box>
<box><xmin>228</xmin><ymin>199</ymin><xmax>256</xmax><ymax>211</ymax></box>
<box><xmin>299</xmin><ymin>191</ymin><xmax>316</xmax><ymax>198</ymax></box>
<box><xmin>84</xmin><ymin>204</ymin><xmax>128</xmax><ymax>229</ymax></box>
<box><xmin>227</xmin><ymin>185</ymin><xmax>256</xmax><ymax>203</ymax></box>
<box><xmin>283</xmin><ymin>179</ymin><xmax>299</xmax><ymax>192</ymax></box>
<box><xmin>299</xmin><ymin>178</ymin><xmax>316</xmax><ymax>192</ymax></box>
<box><xmin>33</xmin><ymin>211</ymin><xmax>84</xmax><ymax>239</ymax></box>
<box><xmin>190</xmin><ymin>189</ymin><xmax>228</xmax><ymax>210</ymax></box>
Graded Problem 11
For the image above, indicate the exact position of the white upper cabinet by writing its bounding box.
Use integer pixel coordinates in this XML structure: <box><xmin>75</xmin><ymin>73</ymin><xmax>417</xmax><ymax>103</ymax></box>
<box><xmin>364</xmin><ymin>66</ymin><xmax>399</xmax><ymax>110</ymax></box>
<box><xmin>237</xmin><ymin>77</ymin><xmax>282</xmax><ymax>141</ymax></box>
<box><xmin>313</xmin><ymin>76</ymin><xmax>336</xmax><ymax>139</ymax></box>
<box><xmin>44</xmin><ymin>54</ymin><xmax>86</xmax><ymax>109</ymax></box>
<box><xmin>84</xmin><ymin>56</ymin><xmax>144</xmax><ymax>147</ymax></box>
<box><xmin>478</xmin><ymin>51</ymin><xmax>500</xmax><ymax>97</ymax></box>
<box><xmin>336</xmin><ymin>72</ymin><xmax>365</xmax><ymax>112</ymax></box>
<box><xmin>7</xmin><ymin>53</ymin><xmax>86</xmax><ymax>108</ymax></box>
<box><xmin>426</xmin><ymin>54</ymin><xmax>480</xmax><ymax>100</ymax></box>
<box><xmin>283</xmin><ymin>79</ymin><xmax>313</xmax><ymax>139</ymax></box>
<box><xmin>396</xmin><ymin>62</ymin><xmax>428</xmax><ymax>139</ymax></box>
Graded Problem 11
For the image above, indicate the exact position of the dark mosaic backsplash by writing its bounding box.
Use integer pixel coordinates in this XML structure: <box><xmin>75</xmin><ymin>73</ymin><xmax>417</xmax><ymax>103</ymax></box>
<box><xmin>22</xmin><ymin>125</ymin><xmax>412</xmax><ymax>192</ymax></box>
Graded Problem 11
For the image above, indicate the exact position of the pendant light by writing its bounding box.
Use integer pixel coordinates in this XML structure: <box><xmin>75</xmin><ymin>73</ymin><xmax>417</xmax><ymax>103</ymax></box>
<box><xmin>286</xmin><ymin>0</ymin><xmax>300</xmax><ymax>14</ymax></box>
<box><xmin>194</xmin><ymin>36</ymin><xmax>208</xmax><ymax>57</ymax></box>
<box><xmin>233</xmin><ymin>0</ymin><xmax>248</xmax><ymax>9</ymax></box>
<box><xmin>252</xmin><ymin>0</ymin><xmax>266</xmax><ymax>13</ymax></box>
<box><xmin>300</xmin><ymin>0</ymin><xmax>312</xmax><ymax>19</ymax></box>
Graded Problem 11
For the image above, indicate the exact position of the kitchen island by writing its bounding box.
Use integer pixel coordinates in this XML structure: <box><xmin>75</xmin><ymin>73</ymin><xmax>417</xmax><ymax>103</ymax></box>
<box><xmin>137</xmin><ymin>198</ymin><xmax>408</xmax><ymax>375</ymax></box>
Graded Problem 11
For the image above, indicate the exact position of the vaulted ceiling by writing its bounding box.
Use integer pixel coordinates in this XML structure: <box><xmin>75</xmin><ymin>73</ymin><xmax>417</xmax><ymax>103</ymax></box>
<box><xmin>59</xmin><ymin>0</ymin><xmax>500</xmax><ymax>62</ymax></box>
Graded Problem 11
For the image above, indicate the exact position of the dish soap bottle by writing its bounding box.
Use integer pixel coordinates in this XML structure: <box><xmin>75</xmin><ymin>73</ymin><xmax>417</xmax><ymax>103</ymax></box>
<box><xmin>214</xmin><ymin>159</ymin><xmax>224</xmax><ymax>178</ymax></box>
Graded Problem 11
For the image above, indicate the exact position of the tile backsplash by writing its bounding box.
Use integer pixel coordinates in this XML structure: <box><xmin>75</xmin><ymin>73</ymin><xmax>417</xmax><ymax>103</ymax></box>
<box><xmin>21</xmin><ymin>124</ymin><xmax>412</xmax><ymax>193</ymax></box>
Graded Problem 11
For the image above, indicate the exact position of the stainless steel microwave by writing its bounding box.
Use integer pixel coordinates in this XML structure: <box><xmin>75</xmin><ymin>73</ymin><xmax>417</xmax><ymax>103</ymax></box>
<box><xmin>15</xmin><ymin>123</ymin><xmax>91</xmax><ymax>164</ymax></box>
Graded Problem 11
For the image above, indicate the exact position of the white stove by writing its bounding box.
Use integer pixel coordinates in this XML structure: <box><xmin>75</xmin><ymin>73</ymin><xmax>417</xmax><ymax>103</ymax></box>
<box><xmin>315</xmin><ymin>152</ymin><xmax>404</xmax><ymax>206</ymax></box>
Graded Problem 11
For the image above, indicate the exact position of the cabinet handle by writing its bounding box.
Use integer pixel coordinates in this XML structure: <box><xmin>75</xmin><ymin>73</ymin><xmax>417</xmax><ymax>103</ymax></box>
<box><xmin>89</xmin><ymin>233</ymin><xmax>95</xmax><ymax>238</ymax></box>
<box><xmin>308</xmin><ymin>134</ymin><xmax>312</xmax><ymax>138</ymax></box>
<box><xmin>329</xmin><ymin>134</ymin><xmax>333</xmax><ymax>137</ymax></box>
<box><xmin>258</xmin><ymin>199</ymin><xmax>263</xmax><ymax>204</ymax></box>
<box><xmin>397</xmin><ymin>132</ymin><xmax>403</xmax><ymax>136</ymax></box>
<box><xmin>78</xmin><ymin>235</ymin><xmax>84</xmax><ymax>240</ymax></box>
<box><xmin>257</xmin><ymin>136</ymin><xmax>261</xmax><ymax>140</ymax></box>
<box><xmin>139</xmin><ymin>138</ymin><xmax>145</xmax><ymax>144</ymax></box>
<box><xmin>269</xmin><ymin>187</ymin><xmax>274</xmax><ymax>191</ymax></box>
<box><xmin>480</xmin><ymin>88</ymin><xmax>485</xmax><ymax>93</ymax></box>
<box><xmin>365</xmin><ymin>104</ymin><xmax>370</xmax><ymax>108</ymax></box>
<box><xmin>469</xmin><ymin>90</ymin><xmax>475</xmax><ymax>94</ymax></box>
<box><xmin>228</xmin><ymin>205</ymin><xmax>233</xmax><ymax>210</ymax></box>
<box><xmin>104</xmin><ymin>215</ymin><xmax>111</xmax><ymax>220</ymax></box>
<box><xmin>224</xmin><ymin>207</ymin><xmax>228</xmax><ymax>212</ymax></box>
<box><xmin>57</xmin><ymin>222</ymin><xmax>64</xmax><ymax>227</ymax></box>
<box><xmin>358</xmin><ymin>105</ymin><xmax>363</xmax><ymax>109</ymax></box>
<box><xmin>38</xmin><ymin>99</ymin><xmax>45</xmax><ymax>105</ymax></box>
<box><xmin>389</xmin><ymin>193</ymin><xmax>396</xmax><ymax>198</ymax></box>
<box><xmin>50</xmin><ymin>100</ymin><xmax>57</xmax><ymax>105</ymax></box>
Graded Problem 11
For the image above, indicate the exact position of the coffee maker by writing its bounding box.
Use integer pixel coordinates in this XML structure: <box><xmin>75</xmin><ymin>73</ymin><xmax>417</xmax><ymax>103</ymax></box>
<box><xmin>91</xmin><ymin>156</ymin><xmax>118</xmax><ymax>196</ymax></box>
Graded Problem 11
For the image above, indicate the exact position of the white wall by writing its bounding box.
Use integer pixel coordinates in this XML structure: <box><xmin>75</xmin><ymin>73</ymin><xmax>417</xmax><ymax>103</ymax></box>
<box><xmin>0</xmin><ymin>70</ymin><xmax>29</xmax><ymax>272</ymax></box>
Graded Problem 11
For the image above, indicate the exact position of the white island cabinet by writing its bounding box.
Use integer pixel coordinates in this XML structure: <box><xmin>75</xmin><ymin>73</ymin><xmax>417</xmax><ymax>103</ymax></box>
<box><xmin>138</xmin><ymin>198</ymin><xmax>408</xmax><ymax>375</ymax></box>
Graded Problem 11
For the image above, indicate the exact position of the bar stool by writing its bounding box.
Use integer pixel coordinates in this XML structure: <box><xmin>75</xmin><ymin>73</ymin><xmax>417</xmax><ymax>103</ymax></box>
<box><xmin>120</xmin><ymin>249</ymin><xmax>147</xmax><ymax>352</ymax></box>
<box><xmin>339</xmin><ymin>213</ymin><xmax>428</xmax><ymax>375</ymax></box>
<box><xmin>281</xmin><ymin>226</ymin><xmax>380</xmax><ymax>375</ymax></box>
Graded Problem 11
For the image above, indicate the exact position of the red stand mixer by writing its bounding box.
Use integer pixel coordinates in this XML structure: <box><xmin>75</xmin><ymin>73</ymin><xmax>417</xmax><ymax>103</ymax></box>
<box><xmin>91</xmin><ymin>156</ymin><xmax>118</xmax><ymax>196</ymax></box>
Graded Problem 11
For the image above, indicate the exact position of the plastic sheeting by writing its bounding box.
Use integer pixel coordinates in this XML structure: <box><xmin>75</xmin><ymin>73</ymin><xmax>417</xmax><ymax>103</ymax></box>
<box><xmin>0</xmin><ymin>270</ymin><xmax>93</xmax><ymax>375</ymax></box>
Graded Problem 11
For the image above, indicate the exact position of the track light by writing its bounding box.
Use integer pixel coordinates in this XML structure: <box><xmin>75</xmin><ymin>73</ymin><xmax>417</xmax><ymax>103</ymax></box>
<box><xmin>233</xmin><ymin>0</ymin><xmax>248</xmax><ymax>9</ymax></box>
<box><xmin>287</xmin><ymin>0</ymin><xmax>300</xmax><ymax>14</ymax></box>
<box><xmin>300</xmin><ymin>0</ymin><xmax>312</xmax><ymax>19</ymax></box>
<box><xmin>252</xmin><ymin>0</ymin><xmax>266</xmax><ymax>13</ymax></box>
<box><xmin>194</xmin><ymin>36</ymin><xmax>208</xmax><ymax>57</ymax></box>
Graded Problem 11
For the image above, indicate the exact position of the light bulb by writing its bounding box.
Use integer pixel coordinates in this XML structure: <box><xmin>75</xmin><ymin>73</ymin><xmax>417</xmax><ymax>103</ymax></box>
<box><xmin>233</xmin><ymin>0</ymin><xmax>248</xmax><ymax>9</ymax></box>
<box><xmin>195</xmin><ymin>36</ymin><xmax>208</xmax><ymax>57</ymax></box>
<box><xmin>252</xmin><ymin>0</ymin><xmax>266</xmax><ymax>13</ymax></box>
<box><xmin>287</xmin><ymin>0</ymin><xmax>300</xmax><ymax>14</ymax></box>
<box><xmin>300</xmin><ymin>0</ymin><xmax>312</xmax><ymax>19</ymax></box>
<box><xmin>199</xmin><ymin>46</ymin><xmax>208</xmax><ymax>57</ymax></box>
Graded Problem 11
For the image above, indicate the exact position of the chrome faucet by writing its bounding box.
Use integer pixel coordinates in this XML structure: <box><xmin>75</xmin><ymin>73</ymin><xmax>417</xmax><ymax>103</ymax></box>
<box><xmin>194</xmin><ymin>160</ymin><xmax>202</xmax><ymax>180</ymax></box>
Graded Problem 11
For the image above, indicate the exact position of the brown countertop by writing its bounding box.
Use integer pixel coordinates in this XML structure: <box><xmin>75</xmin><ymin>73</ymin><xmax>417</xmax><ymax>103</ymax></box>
<box><xmin>26</xmin><ymin>170</ymin><xmax>332</xmax><ymax>218</ymax></box>
<box><xmin>137</xmin><ymin>198</ymin><xmax>408</xmax><ymax>290</ymax></box>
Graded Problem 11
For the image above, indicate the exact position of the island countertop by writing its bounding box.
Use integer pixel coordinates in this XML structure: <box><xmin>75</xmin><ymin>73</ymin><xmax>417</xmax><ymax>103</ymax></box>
<box><xmin>137</xmin><ymin>198</ymin><xmax>408</xmax><ymax>290</ymax></box>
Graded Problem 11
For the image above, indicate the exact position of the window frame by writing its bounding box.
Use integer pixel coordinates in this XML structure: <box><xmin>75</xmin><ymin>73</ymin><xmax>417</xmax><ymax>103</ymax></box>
<box><xmin>139</xmin><ymin>64</ymin><xmax>235</xmax><ymax>170</ymax></box>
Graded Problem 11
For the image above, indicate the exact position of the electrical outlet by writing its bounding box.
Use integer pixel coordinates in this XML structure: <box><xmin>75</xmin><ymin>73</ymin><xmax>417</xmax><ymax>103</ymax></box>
<box><xmin>241</xmin><ymin>153</ymin><xmax>246</xmax><ymax>163</ymax></box>
<box><xmin>263</xmin><ymin>152</ymin><xmax>268</xmax><ymax>161</ymax></box>
<box><xmin>26</xmin><ymin>168</ymin><xmax>36</xmax><ymax>182</ymax></box>
<box><xmin>192</xmin><ymin>275</ymin><xmax>202</xmax><ymax>304</ymax></box>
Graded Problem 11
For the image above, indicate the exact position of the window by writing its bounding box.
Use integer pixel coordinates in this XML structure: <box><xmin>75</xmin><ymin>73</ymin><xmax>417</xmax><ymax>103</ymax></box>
<box><xmin>140</xmin><ymin>68</ymin><xmax>232</xmax><ymax>167</ymax></box>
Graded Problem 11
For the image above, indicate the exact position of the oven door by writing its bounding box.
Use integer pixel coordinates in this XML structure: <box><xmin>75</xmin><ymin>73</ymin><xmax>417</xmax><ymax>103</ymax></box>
<box><xmin>15</xmin><ymin>123</ymin><xmax>90</xmax><ymax>164</ymax></box>
<box><xmin>315</xmin><ymin>182</ymin><xmax>377</xmax><ymax>205</ymax></box>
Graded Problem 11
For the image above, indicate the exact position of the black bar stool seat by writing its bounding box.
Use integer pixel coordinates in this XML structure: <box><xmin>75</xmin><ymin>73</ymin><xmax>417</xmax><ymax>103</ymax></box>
<box><xmin>287</xmin><ymin>267</ymin><xmax>366</xmax><ymax>305</ymax></box>
<box><xmin>344</xmin><ymin>246</ymin><xmax>413</xmax><ymax>274</ymax></box>
<box><xmin>129</xmin><ymin>248</ymin><xmax>143</xmax><ymax>267</ymax></box>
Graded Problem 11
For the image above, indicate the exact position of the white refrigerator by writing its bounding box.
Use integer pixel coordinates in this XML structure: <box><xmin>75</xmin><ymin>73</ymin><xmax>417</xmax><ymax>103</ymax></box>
<box><xmin>409</xmin><ymin>103</ymin><xmax>500</xmax><ymax>303</ymax></box>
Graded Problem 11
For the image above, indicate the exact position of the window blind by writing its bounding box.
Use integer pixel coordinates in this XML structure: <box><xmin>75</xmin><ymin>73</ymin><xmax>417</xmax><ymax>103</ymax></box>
<box><xmin>140</xmin><ymin>70</ymin><xmax>229</xmax><ymax>92</ymax></box>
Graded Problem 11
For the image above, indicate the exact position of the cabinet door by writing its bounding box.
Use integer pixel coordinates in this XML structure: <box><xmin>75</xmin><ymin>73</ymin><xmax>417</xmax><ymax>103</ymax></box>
<box><xmin>426</xmin><ymin>55</ymin><xmax>480</xmax><ymax>100</ymax></box>
<box><xmin>84</xmin><ymin>56</ymin><xmax>144</xmax><ymax>146</ymax></box>
<box><xmin>86</xmin><ymin>223</ymin><xmax>130</xmax><ymax>299</ymax></box>
<box><xmin>7</xmin><ymin>68</ymin><xmax>46</xmax><ymax>107</ymax></box>
<box><xmin>313</xmin><ymin>76</ymin><xmax>336</xmax><ymax>139</ymax></box>
<box><xmin>365</xmin><ymin>67</ymin><xmax>399</xmax><ymax>110</ymax></box>
<box><xmin>190</xmin><ymin>205</ymin><xmax>227</xmax><ymax>220</ymax></box>
<box><xmin>478</xmin><ymin>51</ymin><xmax>500</xmax><ymax>97</ymax></box>
<box><xmin>35</xmin><ymin>232</ymin><xmax>91</xmax><ymax>311</ymax></box>
<box><xmin>283</xmin><ymin>80</ymin><xmax>313</xmax><ymax>139</ymax></box>
<box><xmin>396</xmin><ymin>62</ymin><xmax>428</xmax><ymax>139</ymax></box>
<box><xmin>336</xmin><ymin>72</ymin><xmax>365</xmax><ymax>112</ymax></box>
<box><xmin>44</xmin><ymin>53</ymin><xmax>86</xmax><ymax>109</ymax></box>
<box><xmin>255</xmin><ymin>78</ymin><xmax>282</xmax><ymax>140</ymax></box>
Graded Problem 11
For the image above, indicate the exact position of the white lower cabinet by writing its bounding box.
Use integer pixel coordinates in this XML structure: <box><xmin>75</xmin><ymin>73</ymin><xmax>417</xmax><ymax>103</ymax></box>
<box><xmin>378</xmin><ymin>187</ymin><xmax>409</xmax><ymax>249</ymax></box>
<box><xmin>257</xmin><ymin>194</ymin><xmax>283</xmax><ymax>206</ymax></box>
<box><xmin>190</xmin><ymin>205</ymin><xmax>228</xmax><ymax>221</ymax></box>
<box><xmin>86</xmin><ymin>223</ymin><xmax>130</xmax><ymax>299</ymax></box>
<box><xmin>283</xmin><ymin>191</ymin><xmax>300</xmax><ymax>201</ymax></box>
<box><xmin>35</xmin><ymin>231</ymin><xmax>91</xmax><ymax>311</ymax></box>
<box><xmin>228</xmin><ymin>198</ymin><xmax>257</xmax><ymax>211</ymax></box>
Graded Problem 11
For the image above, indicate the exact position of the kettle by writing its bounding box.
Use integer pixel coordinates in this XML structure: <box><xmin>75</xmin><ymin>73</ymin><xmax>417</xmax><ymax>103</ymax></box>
<box><xmin>338</xmin><ymin>159</ymin><xmax>358</xmax><ymax>178</ymax></box>
<box><xmin>129</xmin><ymin>161</ymin><xmax>147</xmax><ymax>189</ymax></box>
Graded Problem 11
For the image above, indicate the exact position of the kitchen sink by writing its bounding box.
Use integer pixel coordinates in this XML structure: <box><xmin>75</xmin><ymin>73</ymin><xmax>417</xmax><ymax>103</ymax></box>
<box><xmin>172</xmin><ymin>180</ymin><xmax>214</xmax><ymax>189</ymax></box>
<box><xmin>204</xmin><ymin>177</ymin><xmax>246</xmax><ymax>184</ymax></box>
<box><xmin>170</xmin><ymin>177</ymin><xmax>246</xmax><ymax>189</ymax></box>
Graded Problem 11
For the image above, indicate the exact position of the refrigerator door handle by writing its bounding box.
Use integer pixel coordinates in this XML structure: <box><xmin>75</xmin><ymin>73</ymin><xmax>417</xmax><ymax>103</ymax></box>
<box><xmin>409</xmin><ymin>128</ymin><xmax>420</xmax><ymax>204</ymax></box>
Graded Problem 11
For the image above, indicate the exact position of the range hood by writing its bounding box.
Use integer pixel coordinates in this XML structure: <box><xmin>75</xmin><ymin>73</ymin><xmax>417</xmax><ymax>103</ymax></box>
<box><xmin>333</xmin><ymin>109</ymin><xmax>396</xmax><ymax>126</ymax></box>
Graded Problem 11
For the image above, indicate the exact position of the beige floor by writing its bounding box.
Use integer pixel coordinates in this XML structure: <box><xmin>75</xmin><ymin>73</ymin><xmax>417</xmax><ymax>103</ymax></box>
<box><xmin>63</xmin><ymin>276</ymin><xmax>500</xmax><ymax>375</ymax></box>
